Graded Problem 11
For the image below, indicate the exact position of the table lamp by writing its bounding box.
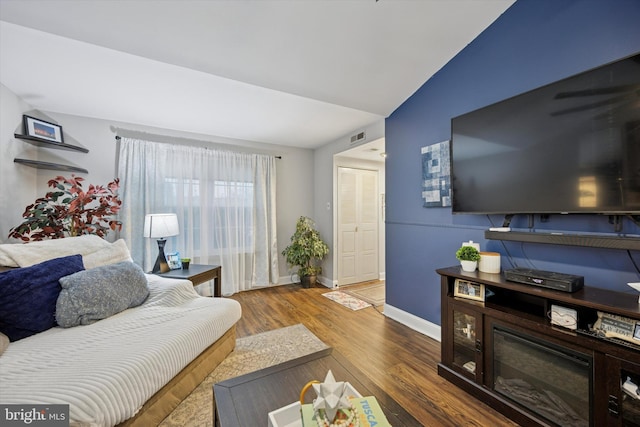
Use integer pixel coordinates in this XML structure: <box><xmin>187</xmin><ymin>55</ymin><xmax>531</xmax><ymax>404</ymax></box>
<box><xmin>143</xmin><ymin>213</ymin><xmax>179</xmax><ymax>273</ymax></box>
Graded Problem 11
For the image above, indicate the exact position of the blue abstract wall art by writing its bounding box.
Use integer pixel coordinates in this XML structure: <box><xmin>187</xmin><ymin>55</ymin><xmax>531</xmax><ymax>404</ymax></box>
<box><xmin>421</xmin><ymin>140</ymin><xmax>451</xmax><ymax>208</ymax></box>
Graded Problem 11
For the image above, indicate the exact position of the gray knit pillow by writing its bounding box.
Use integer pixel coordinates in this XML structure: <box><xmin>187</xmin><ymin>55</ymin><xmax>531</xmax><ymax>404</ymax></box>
<box><xmin>56</xmin><ymin>261</ymin><xmax>149</xmax><ymax>328</ymax></box>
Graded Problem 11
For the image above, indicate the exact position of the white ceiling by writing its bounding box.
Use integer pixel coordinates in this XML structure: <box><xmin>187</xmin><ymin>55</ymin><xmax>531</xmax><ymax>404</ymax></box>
<box><xmin>0</xmin><ymin>0</ymin><xmax>514</xmax><ymax>149</ymax></box>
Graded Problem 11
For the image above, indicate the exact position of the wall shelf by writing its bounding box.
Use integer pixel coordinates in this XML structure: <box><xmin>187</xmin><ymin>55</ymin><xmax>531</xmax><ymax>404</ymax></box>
<box><xmin>14</xmin><ymin>129</ymin><xmax>89</xmax><ymax>174</ymax></box>
<box><xmin>14</xmin><ymin>159</ymin><xmax>88</xmax><ymax>174</ymax></box>
<box><xmin>485</xmin><ymin>230</ymin><xmax>640</xmax><ymax>251</ymax></box>
<box><xmin>14</xmin><ymin>133</ymin><xmax>89</xmax><ymax>153</ymax></box>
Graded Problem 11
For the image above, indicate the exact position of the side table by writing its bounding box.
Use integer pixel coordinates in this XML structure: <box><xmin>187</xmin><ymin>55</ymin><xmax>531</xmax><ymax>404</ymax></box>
<box><xmin>157</xmin><ymin>264</ymin><xmax>222</xmax><ymax>297</ymax></box>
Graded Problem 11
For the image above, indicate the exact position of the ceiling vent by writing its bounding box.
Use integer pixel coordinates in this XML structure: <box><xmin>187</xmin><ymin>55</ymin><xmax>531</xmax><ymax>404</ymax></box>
<box><xmin>349</xmin><ymin>131</ymin><xmax>366</xmax><ymax>145</ymax></box>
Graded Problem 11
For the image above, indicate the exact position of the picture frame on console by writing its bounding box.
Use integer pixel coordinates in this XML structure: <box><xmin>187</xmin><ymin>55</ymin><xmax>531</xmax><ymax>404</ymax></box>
<box><xmin>454</xmin><ymin>279</ymin><xmax>485</xmax><ymax>301</ymax></box>
<box><xmin>23</xmin><ymin>115</ymin><xmax>64</xmax><ymax>144</ymax></box>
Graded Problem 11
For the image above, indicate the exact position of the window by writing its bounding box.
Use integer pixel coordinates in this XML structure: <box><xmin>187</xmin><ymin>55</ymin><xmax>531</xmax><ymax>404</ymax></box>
<box><xmin>118</xmin><ymin>137</ymin><xmax>278</xmax><ymax>293</ymax></box>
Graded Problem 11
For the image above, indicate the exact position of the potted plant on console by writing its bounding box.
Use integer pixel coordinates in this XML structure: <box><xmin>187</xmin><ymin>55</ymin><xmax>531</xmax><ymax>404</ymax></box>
<box><xmin>456</xmin><ymin>245</ymin><xmax>481</xmax><ymax>272</ymax></box>
<box><xmin>282</xmin><ymin>216</ymin><xmax>329</xmax><ymax>288</ymax></box>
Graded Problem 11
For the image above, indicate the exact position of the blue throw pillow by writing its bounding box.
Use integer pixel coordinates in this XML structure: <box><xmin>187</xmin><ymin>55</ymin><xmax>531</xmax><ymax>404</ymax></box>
<box><xmin>0</xmin><ymin>254</ymin><xmax>85</xmax><ymax>341</ymax></box>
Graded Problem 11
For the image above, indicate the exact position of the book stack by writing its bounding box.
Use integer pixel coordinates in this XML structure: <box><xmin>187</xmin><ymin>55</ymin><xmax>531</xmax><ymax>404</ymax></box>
<box><xmin>301</xmin><ymin>395</ymin><xmax>392</xmax><ymax>427</ymax></box>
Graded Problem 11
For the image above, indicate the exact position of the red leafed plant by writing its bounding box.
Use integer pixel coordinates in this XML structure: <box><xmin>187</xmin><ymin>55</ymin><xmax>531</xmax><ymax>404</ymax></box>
<box><xmin>8</xmin><ymin>174</ymin><xmax>122</xmax><ymax>242</ymax></box>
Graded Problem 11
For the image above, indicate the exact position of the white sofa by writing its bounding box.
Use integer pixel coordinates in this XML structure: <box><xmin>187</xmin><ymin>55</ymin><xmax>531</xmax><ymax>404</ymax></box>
<box><xmin>0</xmin><ymin>236</ymin><xmax>241</xmax><ymax>426</ymax></box>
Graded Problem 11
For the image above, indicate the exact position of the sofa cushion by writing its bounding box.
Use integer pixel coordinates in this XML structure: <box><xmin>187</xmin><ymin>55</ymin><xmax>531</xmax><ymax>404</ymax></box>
<box><xmin>0</xmin><ymin>254</ymin><xmax>85</xmax><ymax>341</ymax></box>
<box><xmin>56</xmin><ymin>261</ymin><xmax>149</xmax><ymax>328</ymax></box>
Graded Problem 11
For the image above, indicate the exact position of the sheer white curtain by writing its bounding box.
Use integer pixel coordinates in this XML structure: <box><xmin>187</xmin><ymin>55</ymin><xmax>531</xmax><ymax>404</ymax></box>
<box><xmin>117</xmin><ymin>137</ymin><xmax>278</xmax><ymax>295</ymax></box>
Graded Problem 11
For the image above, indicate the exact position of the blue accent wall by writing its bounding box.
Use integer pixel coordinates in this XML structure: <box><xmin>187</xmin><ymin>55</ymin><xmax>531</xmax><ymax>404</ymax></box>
<box><xmin>385</xmin><ymin>0</ymin><xmax>640</xmax><ymax>325</ymax></box>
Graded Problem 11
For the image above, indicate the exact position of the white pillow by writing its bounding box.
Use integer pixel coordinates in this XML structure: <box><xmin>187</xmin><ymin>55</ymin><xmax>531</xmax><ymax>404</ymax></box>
<box><xmin>0</xmin><ymin>235</ymin><xmax>111</xmax><ymax>267</ymax></box>
<box><xmin>83</xmin><ymin>239</ymin><xmax>132</xmax><ymax>269</ymax></box>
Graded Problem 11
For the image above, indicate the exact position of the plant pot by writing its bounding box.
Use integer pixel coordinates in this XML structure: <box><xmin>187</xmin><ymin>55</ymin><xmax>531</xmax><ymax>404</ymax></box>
<box><xmin>460</xmin><ymin>260</ymin><xmax>477</xmax><ymax>272</ymax></box>
<box><xmin>300</xmin><ymin>275</ymin><xmax>317</xmax><ymax>288</ymax></box>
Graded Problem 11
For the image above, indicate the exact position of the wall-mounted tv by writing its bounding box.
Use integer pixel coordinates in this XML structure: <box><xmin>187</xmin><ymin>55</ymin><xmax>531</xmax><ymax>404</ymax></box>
<box><xmin>451</xmin><ymin>53</ymin><xmax>640</xmax><ymax>215</ymax></box>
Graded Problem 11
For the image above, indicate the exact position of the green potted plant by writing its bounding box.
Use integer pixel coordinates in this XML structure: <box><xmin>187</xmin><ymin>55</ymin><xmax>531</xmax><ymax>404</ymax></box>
<box><xmin>282</xmin><ymin>216</ymin><xmax>329</xmax><ymax>288</ymax></box>
<box><xmin>8</xmin><ymin>174</ymin><xmax>122</xmax><ymax>242</ymax></box>
<box><xmin>456</xmin><ymin>245</ymin><xmax>481</xmax><ymax>272</ymax></box>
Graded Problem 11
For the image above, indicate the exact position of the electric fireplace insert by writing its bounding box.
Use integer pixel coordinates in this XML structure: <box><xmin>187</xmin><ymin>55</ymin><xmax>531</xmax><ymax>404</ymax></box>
<box><xmin>492</xmin><ymin>327</ymin><xmax>593</xmax><ymax>427</ymax></box>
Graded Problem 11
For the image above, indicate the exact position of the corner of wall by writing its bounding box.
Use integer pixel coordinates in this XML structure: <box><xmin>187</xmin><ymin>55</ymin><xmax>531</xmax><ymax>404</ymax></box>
<box><xmin>313</xmin><ymin>119</ymin><xmax>386</xmax><ymax>284</ymax></box>
<box><xmin>0</xmin><ymin>84</ymin><xmax>38</xmax><ymax>243</ymax></box>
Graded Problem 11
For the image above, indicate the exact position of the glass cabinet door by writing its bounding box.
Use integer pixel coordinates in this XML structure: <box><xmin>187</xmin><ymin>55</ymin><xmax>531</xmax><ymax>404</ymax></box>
<box><xmin>608</xmin><ymin>356</ymin><xmax>640</xmax><ymax>427</ymax></box>
<box><xmin>449</xmin><ymin>302</ymin><xmax>482</xmax><ymax>382</ymax></box>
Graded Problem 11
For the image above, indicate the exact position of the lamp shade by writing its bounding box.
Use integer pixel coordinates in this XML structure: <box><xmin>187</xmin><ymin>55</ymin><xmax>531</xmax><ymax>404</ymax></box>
<box><xmin>143</xmin><ymin>213</ymin><xmax>179</xmax><ymax>238</ymax></box>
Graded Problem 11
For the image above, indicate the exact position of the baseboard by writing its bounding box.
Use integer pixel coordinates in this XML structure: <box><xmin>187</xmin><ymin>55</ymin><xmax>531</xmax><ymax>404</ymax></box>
<box><xmin>317</xmin><ymin>275</ymin><xmax>337</xmax><ymax>288</ymax></box>
<box><xmin>278</xmin><ymin>274</ymin><xmax>335</xmax><ymax>288</ymax></box>
<box><xmin>383</xmin><ymin>304</ymin><xmax>441</xmax><ymax>342</ymax></box>
<box><xmin>279</xmin><ymin>274</ymin><xmax>296</xmax><ymax>285</ymax></box>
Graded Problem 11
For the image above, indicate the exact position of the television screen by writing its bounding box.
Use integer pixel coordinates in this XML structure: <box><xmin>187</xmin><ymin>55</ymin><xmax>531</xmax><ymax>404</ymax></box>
<box><xmin>451</xmin><ymin>53</ymin><xmax>640</xmax><ymax>215</ymax></box>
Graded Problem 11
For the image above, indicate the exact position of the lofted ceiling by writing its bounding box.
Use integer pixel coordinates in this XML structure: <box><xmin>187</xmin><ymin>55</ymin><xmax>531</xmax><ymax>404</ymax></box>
<box><xmin>0</xmin><ymin>0</ymin><xmax>514</xmax><ymax>149</ymax></box>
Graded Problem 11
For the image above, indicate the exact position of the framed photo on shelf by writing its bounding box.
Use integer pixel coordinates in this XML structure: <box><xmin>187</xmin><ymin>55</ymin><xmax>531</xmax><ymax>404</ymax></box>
<box><xmin>23</xmin><ymin>115</ymin><xmax>64</xmax><ymax>144</ymax></box>
<box><xmin>166</xmin><ymin>252</ymin><xmax>182</xmax><ymax>270</ymax></box>
<box><xmin>454</xmin><ymin>279</ymin><xmax>486</xmax><ymax>302</ymax></box>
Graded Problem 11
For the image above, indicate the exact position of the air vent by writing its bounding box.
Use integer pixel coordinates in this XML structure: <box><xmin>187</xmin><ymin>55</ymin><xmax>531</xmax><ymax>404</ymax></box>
<box><xmin>349</xmin><ymin>131</ymin><xmax>366</xmax><ymax>145</ymax></box>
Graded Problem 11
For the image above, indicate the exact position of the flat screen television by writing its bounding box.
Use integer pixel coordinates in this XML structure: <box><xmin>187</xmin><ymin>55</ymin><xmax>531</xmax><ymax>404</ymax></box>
<box><xmin>451</xmin><ymin>53</ymin><xmax>640</xmax><ymax>215</ymax></box>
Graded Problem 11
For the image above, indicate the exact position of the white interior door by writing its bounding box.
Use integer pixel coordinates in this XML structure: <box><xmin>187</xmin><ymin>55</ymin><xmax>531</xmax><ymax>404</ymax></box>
<box><xmin>337</xmin><ymin>167</ymin><xmax>379</xmax><ymax>285</ymax></box>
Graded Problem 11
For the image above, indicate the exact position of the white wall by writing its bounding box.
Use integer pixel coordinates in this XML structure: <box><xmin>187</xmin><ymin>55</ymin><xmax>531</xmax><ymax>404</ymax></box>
<box><xmin>0</xmin><ymin>86</ymin><xmax>314</xmax><ymax>280</ymax></box>
<box><xmin>0</xmin><ymin>84</ymin><xmax>38</xmax><ymax>241</ymax></box>
<box><xmin>313</xmin><ymin>119</ymin><xmax>385</xmax><ymax>284</ymax></box>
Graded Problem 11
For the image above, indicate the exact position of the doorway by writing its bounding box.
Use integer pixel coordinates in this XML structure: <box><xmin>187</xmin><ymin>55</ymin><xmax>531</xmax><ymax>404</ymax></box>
<box><xmin>333</xmin><ymin>138</ymin><xmax>385</xmax><ymax>287</ymax></box>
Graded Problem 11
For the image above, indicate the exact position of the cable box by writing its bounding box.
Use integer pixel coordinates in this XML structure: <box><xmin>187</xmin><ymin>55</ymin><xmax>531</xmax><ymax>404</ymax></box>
<box><xmin>504</xmin><ymin>268</ymin><xmax>584</xmax><ymax>293</ymax></box>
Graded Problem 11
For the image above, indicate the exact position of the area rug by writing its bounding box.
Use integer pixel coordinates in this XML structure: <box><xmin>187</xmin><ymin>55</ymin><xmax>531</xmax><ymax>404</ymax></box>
<box><xmin>342</xmin><ymin>282</ymin><xmax>385</xmax><ymax>307</ymax></box>
<box><xmin>159</xmin><ymin>323</ymin><xmax>328</xmax><ymax>426</ymax></box>
<box><xmin>322</xmin><ymin>290</ymin><xmax>372</xmax><ymax>310</ymax></box>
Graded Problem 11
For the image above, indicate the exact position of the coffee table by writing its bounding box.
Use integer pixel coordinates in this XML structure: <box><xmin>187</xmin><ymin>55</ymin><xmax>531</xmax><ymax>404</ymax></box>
<box><xmin>213</xmin><ymin>347</ymin><xmax>420</xmax><ymax>426</ymax></box>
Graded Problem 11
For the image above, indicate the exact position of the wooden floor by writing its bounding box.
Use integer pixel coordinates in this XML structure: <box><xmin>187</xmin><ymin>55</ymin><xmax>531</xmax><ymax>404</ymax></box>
<box><xmin>228</xmin><ymin>283</ymin><xmax>519</xmax><ymax>427</ymax></box>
